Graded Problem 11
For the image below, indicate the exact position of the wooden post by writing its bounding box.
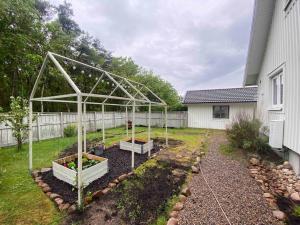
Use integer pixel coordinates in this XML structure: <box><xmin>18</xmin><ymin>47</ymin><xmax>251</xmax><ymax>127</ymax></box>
<box><xmin>37</xmin><ymin>113</ymin><xmax>40</xmax><ymax>141</ymax></box>
<box><xmin>29</xmin><ymin>101</ymin><xmax>33</xmax><ymax>172</ymax></box>
<box><xmin>83</xmin><ymin>103</ymin><xmax>87</xmax><ymax>153</ymax></box>
<box><xmin>102</xmin><ymin>104</ymin><xmax>105</xmax><ymax>143</ymax></box>
<box><xmin>125</xmin><ymin>106</ymin><xmax>128</xmax><ymax>137</ymax></box>
<box><xmin>113</xmin><ymin>112</ymin><xmax>116</xmax><ymax>128</ymax></box>
<box><xmin>94</xmin><ymin>111</ymin><xmax>97</xmax><ymax>131</ymax></box>
<box><xmin>77</xmin><ymin>95</ymin><xmax>83</xmax><ymax>208</ymax></box>
<box><xmin>131</xmin><ymin>101</ymin><xmax>135</xmax><ymax>169</ymax></box>
<box><xmin>148</xmin><ymin>103</ymin><xmax>151</xmax><ymax>157</ymax></box>
<box><xmin>60</xmin><ymin>112</ymin><xmax>64</xmax><ymax>137</ymax></box>
<box><xmin>165</xmin><ymin>106</ymin><xmax>168</xmax><ymax>147</ymax></box>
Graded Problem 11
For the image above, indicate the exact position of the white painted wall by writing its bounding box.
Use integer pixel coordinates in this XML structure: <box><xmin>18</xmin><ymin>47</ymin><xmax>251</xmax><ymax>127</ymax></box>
<box><xmin>255</xmin><ymin>0</ymin><xmax>300</xmax><ymax>172</ymax></box>
<box><xmin>187</xmin><ymin>103</ymin><xmax>256</xmax><ymax>130</ymax></box>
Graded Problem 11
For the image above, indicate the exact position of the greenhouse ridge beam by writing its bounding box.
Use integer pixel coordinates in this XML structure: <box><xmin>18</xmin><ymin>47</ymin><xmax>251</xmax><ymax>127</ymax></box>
<box><xmin>49</xmin><ymin>52</ymin><xmax>166</xmax><ymax>105</ymax></box>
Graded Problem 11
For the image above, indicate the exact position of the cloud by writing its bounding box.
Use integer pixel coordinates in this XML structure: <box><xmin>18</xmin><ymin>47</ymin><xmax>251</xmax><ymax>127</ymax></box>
<box><xmin>49</xmin><ymin>0</ymin><xmax>254</xmax><ymax>95</ymax></box>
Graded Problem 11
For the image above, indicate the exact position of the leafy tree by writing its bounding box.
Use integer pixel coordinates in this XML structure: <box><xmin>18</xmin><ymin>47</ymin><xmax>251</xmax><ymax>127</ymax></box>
<box><xmin>0</xmin><ymin>0</ymin><xmax>45</xmax><ymax>108</ymax></box>
<box><xmin>0</xmin><ymin>97</ymin><xmax>30</xmax><ymax>151</ymax></box>
<box><xmin>0</xmin><ymin>0</ymin><xmax>183</xmax><ymax>112</ymax></box>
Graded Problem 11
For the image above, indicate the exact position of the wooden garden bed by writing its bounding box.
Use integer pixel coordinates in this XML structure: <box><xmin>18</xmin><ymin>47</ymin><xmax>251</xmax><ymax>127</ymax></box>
<box><xmin>52</xmin><ymin>153</ymin><xmax>108</xmax><ymax>187</ymax></box>
<box><xmin>120</xmin><ymin>138</ymin><xmax>153</xmax><ymax>154</ymax></box>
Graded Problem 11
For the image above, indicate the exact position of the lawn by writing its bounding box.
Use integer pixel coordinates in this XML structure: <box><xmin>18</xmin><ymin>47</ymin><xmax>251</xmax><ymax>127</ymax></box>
<box><xmin>0</xmin><ymin>127</ymin><xmax>208</xmax><ymax>225</ymax></box>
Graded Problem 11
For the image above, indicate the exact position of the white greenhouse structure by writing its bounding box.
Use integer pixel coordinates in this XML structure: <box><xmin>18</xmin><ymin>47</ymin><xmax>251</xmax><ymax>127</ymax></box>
<box><xmin>28</xmin><ymin>52</ymin><xmax>168</xmax><ymax>207</ymax></box>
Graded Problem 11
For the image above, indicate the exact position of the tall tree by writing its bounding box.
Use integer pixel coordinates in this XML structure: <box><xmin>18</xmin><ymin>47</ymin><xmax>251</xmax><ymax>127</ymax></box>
<box><xmin>0</xmin><ymin>0</ymin><xmax>45</xmax><ymax>109</ymax></box>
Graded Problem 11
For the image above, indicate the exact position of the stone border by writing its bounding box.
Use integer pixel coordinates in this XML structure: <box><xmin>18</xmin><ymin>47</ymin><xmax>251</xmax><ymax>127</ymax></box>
<box><xmin>248</xmin><ymin>155</ymin><xmax>300</xmax><ymax>221</ymax></box>
<box><xmin>166</xmin><ymin>152</ymin><xmax>204</xmax><ymax>225</ymax></box>
<box><xmin>32</xmin><ymin>168</ymin><xmax>134</xmax><ymax>214</ymax></box>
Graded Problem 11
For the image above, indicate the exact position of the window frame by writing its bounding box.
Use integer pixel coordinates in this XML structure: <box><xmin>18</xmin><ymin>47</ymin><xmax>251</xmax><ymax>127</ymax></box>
<box><xmin>269</xmin><ymin>65</ymin><xmax>284</xmax><ymax>110</ymax></box>
<box><xmin>212</xmin><ymin>105</ymin><xmax>230</xmax><ymax>119</ymax></box>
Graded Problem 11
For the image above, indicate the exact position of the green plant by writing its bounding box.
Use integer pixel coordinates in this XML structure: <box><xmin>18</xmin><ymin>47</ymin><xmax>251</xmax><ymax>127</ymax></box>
<box><xmin>0</xmin><ymin>96</ymin><xmax>32</xmax><ymax>151</ymax></box>
<box><xmin>64</xmin><ymin>124</ymin><xmax>77</xmax><ymax>137</ymax></box>
<box><xmin>293</xmin><ymin>205</ymin><xmax>300</xmax><ymax>217</ymax></box>
<box><xmin>226</xmin><ymin>113</ymin><xmax>271</xmax><ymax>153</ymax></box>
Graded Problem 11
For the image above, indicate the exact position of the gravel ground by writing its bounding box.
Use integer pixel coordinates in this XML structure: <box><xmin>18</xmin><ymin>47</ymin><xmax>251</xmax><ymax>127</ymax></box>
<box><xmin>179</xmin><ymin>133</ymin><xmax>283</xmax><ymax>225</ymax></box>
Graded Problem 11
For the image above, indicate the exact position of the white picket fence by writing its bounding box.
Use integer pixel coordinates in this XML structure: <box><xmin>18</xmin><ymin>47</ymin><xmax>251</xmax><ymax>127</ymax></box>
<box><xmin>0</xmin><ymin>111</ymin><xmax>187</xmax><ymax>147</ymax></box>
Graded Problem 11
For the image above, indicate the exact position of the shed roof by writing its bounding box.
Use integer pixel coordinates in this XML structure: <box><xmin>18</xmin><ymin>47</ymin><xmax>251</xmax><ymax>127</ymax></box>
<box><xmin>183</xmin><ymin>87</ymin><xmax>257</xmax><ymax>104</ymax></box>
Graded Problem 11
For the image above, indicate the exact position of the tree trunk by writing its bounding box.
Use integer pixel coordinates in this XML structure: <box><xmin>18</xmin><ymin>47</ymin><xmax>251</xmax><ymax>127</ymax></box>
<box><xmin>17</xmin><ymin>136</ymin><xmax>22</xmax><ymax>151</ymax></box>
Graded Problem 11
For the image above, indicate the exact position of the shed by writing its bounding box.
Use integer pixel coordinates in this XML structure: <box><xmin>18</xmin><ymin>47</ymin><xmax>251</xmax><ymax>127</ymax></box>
<box><xmin>183</xmin><ymin>87</ymin><xmax>257</xmax><ymax>129</ymax></box>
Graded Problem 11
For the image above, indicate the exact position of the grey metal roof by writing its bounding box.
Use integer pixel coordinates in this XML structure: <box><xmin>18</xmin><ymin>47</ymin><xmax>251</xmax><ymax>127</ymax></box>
<box><xmin>183</xmin><ymin>87</ymin><xmax>257</xmax><ymax>104</ymax></box>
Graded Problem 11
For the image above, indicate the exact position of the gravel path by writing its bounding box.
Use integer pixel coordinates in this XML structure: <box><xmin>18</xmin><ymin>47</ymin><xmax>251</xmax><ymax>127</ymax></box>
<box><xmin>178</xmin><ymin>133</ymin><xmax>283</xmax><ymax>225</ymax></box>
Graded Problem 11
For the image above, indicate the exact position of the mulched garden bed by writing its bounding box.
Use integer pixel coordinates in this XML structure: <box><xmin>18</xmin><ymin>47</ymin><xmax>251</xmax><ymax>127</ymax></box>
<box><xmin>41</xmin><ymin>143</ymin><xmax>160</xmax><ymax>203</ymax></box>
<box><xmin>63</xmin><ymin>156</ymin><xmax>189</xmax><ymax>225</ymax></box>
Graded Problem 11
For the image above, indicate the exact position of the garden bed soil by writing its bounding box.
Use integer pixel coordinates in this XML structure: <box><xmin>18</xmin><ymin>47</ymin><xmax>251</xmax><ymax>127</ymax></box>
<box><xmin>63</xmin><ymin>160</ymin><xmax>187</xmax><ymax>225</ymax></box>
<box><xmin>152</xmin><ymin>137</ymin><xmax>183</xmax><ymax>147</ymax></box>
<box><xmin>41</xmin><ymin>144</ymin><xmax>160</xmax><ymax>203</ymax></box>
<box><xmin>125</xmin><ymin>139</ymin><xmax>146</xmax><ymax>145</ymax></box>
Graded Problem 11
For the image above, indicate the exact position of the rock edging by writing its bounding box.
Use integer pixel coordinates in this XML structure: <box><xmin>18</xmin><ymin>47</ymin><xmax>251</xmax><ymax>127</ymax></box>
<box><xmin>166</xmin><ymin>152</ymin><xmax>204</xmax><ymax>225</ymax></box>
<box><xmin>32</xmin><ymin>168</ymin><xmax>134</xmax><ymax>214</ymax></box>
<box><xmin>249</xmin><ymin>156</ymin><xmax>300</xmax><ymax>221</ymax></box>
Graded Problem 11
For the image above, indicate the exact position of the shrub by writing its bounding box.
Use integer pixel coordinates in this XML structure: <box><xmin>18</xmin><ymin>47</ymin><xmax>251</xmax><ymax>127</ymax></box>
<box><xmin>64</xmin><ymin>124</ymin><xmax>77</xmax><ymax>137</ymax></box>
<box><xmin>226</xmin><ymin>113</ymin><xmax>271</xmax><ymax>153</ymax></box>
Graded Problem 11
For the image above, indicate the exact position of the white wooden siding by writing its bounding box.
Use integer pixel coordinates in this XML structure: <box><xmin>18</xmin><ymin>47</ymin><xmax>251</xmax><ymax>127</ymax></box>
<box><xmin>256</xmin><ymin>0</ymin><xmax>300</xmax><ymax>154</ymax></box>
<box><xmin>187</xmin><ymin>103</ymin><xmax>256</xmax><ymax>130</ymax></box>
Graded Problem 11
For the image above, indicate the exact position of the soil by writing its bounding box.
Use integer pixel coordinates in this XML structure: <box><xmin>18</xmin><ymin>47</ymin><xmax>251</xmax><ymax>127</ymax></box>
<box><xmin>276</xmin><ymin>196</ymin><xmax>300</xmax><ymax>225</ymax></box>
<box><xmin>152</xmin><ymin>137</ymin><xmax>183</xmax><ymax>147</ymax></box>
<box><xmin>64</xmin><ymin>159</ymin><xmax>187</xmax><ymax>225</ymax></box>
<box><xmin>125</xmin><ymin>139</ymin><xmax>146</xmax><ymax>145</ymax></box>
<box><xmin>41</xmin><ymin>144</ymin><xmax>159</xmax><ymax>203</ymax></box>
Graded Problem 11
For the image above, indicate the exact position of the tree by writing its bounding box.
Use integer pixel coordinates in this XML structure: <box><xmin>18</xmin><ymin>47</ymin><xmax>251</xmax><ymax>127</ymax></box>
<box><xmin>0</xmin><ymin>97</ymin><xmax>30</xmax><ymax>151</ymax></box>
<box><xmin>0</xmin><ymin>0</ymin><xmax>45</xmax><ymax>108</ymax></box>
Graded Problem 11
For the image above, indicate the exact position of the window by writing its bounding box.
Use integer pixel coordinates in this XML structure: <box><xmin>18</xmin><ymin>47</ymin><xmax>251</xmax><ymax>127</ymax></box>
<box><xmin>213</xmin><ymin>105</ymin><xmax>229</xmax><ymax>119</ymax></box>
<box><xmin>271</xmin><ymin>72</ymin><xmax>283</xmax><ymax>108</ymax></box>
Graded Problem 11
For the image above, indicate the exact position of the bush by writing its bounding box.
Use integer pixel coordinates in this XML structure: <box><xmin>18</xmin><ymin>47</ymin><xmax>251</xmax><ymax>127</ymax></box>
<box><xmin>226</xmin><ymin>113</ymin><xmax>271</xmax><ymax>153</ymax></box>
<box><xmin>64</xmin><ymin>124</ymin><xmax>77</xmax><ymax>137</ymax></box>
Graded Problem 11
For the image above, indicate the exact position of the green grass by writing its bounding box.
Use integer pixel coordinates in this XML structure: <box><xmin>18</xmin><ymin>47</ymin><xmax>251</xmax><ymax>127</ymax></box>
<box><xmin>0</xmin><ymin>127</ymin><xmax>208</xmax><ymax>225</ymax></box>
<box><xmin>219</xmin><ymin>143</ymin><xmax>235</xmax><ymax>156</ymax></box>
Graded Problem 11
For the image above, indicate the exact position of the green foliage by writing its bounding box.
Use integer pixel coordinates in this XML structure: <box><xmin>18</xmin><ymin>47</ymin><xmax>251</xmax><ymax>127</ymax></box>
<box><xmin>63</xmin><ymin>124</ymin><xmax>77</xmax><ymax>137</ymax></box>
<box><xmin>226</xmin><ymin>113</ymin><xmax>271</xmax><ymax>153</ymax></box>
<box><xmin>0</xmin><ymin>96</ymin><xmax>30</xmax><ymax>150</ymax></box>
<box><xmin>219</xmin><ymin>143</ymin><xmax>235</xmax><ymax>156</ymax></box>
<box><xmin>293</xmin><ymin>205</ymin><xmax>300</xmax><ymax>217</ymax></box>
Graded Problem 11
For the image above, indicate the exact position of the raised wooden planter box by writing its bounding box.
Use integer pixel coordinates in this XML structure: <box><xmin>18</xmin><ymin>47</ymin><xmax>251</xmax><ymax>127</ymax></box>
<box><xmin>52</xmin><ymin>153</ymin><xmax>108</xmax><ymax>187</ymax></box>
<box><xmin>120</xmin><ymin>139</ymin><xmax>153</xmax><ymax>154</ymax></box>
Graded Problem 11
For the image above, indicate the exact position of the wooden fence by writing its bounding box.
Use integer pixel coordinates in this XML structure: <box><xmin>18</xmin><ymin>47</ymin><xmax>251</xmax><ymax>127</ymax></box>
<box><xmin>0</xmin><ymin>111</ymin><xmax>187</xmax><ymax>147</ymax></box>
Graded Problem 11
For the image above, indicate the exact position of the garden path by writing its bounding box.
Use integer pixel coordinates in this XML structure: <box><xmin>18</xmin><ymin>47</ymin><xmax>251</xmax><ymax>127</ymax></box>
<box><xmin>178</xmin><ymin>132</ymin><xmax>283</xmax><ymax>225</ymax></box>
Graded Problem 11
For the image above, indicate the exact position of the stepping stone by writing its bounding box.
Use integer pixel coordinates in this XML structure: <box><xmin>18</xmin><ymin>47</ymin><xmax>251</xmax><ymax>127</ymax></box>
<box><xmin>167</xmin><ymin>217</ymin><xmax>178</xmax><ymax>225</ymax></box>
<box><xmin>173</xmin><ymin>202</ymin><xmax>184</xmax><ymax>211</ymax></box>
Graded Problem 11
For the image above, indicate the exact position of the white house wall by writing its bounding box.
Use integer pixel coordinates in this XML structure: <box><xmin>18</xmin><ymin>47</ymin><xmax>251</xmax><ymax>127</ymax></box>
<box><xmin>256</xmin><ymin>0</ymin><xmax>300</xmax><ymax>155</ymax></box>
<box><xmin>187</xmin><ymin>103</ymin><xmax>256</xmax><ymax>130</ymax></box>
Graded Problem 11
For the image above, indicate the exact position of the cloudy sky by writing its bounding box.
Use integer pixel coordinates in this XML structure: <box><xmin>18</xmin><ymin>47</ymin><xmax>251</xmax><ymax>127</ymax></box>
<box><xmin>50</xmin><ymin>0</ymin><xmax>255</xmax><ymax>95</ymax></box>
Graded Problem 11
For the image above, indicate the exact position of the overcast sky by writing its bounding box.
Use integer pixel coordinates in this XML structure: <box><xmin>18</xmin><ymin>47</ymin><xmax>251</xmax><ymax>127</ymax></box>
<box><xmin>50</xmin><ymin>0</ymin><xmax>255</xmax><ymax>95</ymax></box>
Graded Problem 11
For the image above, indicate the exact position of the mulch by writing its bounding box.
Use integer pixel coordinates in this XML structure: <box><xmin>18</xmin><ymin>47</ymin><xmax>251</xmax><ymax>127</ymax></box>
<box><xmin>178</xmin><ymin>133</ymin><xmax>284</xmax><ymax>225</ymax></box>
<box><xmin>41</xmin><ymin>144</ymin><xmax>159</xmax><ymax>204</ymax></box>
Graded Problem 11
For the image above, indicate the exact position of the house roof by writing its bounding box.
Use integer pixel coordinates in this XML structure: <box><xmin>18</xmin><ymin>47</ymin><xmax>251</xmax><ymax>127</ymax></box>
<box><xmin>183</xmin><ymin>87</ymin><xmax>257</xmax><ymax>104</ymax></box>
<box><xmin>243</xmin><ymin>0</ymin><xmax>275</xmax><ymax>86</ymax></box>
